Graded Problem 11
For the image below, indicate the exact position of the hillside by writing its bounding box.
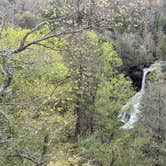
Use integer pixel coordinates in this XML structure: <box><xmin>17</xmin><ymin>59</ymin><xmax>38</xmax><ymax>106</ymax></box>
<box><xmin>0</xmin><ymin>0</ymin><xmax>166</xmax><ymax>165</ymax></box>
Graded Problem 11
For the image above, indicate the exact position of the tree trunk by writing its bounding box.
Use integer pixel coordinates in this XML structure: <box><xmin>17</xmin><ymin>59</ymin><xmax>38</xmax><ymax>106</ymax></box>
<box><xmin>40</xmin><ymin>135</ymin><xmax>49</xmax><ymax>166</ymax></box>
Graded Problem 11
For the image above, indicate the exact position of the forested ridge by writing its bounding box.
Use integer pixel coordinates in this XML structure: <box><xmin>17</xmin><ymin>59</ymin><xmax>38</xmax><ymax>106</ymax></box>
<box><xmin>0</xmin><ymin>0</ymin><xmax>166</xmax><ymax>165</ymax></box>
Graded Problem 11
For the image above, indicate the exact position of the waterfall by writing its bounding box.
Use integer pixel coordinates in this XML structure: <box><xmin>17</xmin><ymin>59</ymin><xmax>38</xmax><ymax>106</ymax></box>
<box><xmin>118</xmin><ymin>64</ymin><xmax>156</xmax><ymax>129</ymax></box>
<box><xmin>141</xmin><ymin>68</ymin><xmax>154</xmax><ymax>93</ymax></box>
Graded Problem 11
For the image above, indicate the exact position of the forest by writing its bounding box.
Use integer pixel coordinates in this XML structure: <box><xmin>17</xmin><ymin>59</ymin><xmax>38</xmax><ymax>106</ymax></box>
<box><xmin>0</xmin><ymin>0</ymin><xmax>166</xmax><ymax>165</ymax></box>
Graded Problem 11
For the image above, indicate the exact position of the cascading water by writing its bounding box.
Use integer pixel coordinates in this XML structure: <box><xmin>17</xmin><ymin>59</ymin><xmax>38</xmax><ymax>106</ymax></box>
<box><xmin>118</xmin><ymin>62</ymin><xmax>162</xmax><ymax>129</ymax></box>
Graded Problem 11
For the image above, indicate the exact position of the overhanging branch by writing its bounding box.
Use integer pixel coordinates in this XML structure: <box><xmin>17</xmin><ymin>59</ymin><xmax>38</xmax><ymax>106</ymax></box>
<box><xmin>13</xmin><ymin>26</ymin><xmax>90</xmax><ymax>54</ymax></box>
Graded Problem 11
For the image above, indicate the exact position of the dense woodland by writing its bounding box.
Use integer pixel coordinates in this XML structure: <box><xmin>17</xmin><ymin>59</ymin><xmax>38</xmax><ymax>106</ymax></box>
<box><xmin>0</xmin><ymin>0</ymin><xmax>166</xmax><ymax>165</ymax></box>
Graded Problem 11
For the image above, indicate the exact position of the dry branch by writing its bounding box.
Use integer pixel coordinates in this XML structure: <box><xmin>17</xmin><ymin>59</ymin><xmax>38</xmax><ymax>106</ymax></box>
<box><xmin>0</xmin><ymin>14</ymin><xmax>4</xmax><ymax>38</ymax></box>
<box><xmin>0</xmin><ymin>50</ymin><xmax>13</xmax><ymax>95</ymax></box>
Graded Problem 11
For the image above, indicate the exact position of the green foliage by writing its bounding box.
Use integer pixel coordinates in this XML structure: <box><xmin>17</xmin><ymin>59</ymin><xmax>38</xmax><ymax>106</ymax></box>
<box><xmin>0</xmin><ymin>27</ymin><xmax>77</xmax><ymax>166</ymax></box>
<box><xmin>116</xmin><ymin>33</ymin><xmax>154</xmax><ymax>67</ymax></box>
<box><xmin>1</xmin><ymin>28</ymin><xmax>134</xmax><ymax>165</ymax></box>
<box><xmin>1</xmin><ymin>0</ymin><xmax>166</xmax><ymax>165</ymax></box>
<box><xmin>76</xmin><ymin>39</ymin><xmax>135</xmax><ymax>165</ymax></box>
<box><xmin>77</xmin><ymin>132</ymin><xmax>112</xmax><ymax>166</ymax></box>
<box><xmin>159</xmin><ymin>35</ymin><xmax>166</xmax><ymax>60</ymax></box>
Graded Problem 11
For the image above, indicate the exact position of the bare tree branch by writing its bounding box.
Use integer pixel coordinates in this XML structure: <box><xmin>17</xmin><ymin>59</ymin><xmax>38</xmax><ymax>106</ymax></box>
<box><xmin>8</xmin><ymin>152</ymin><xmax>40</xmax><ymax>166</ymax></box>
<box><xmin>0</xmin><ymin>50</ymin><xmax>13</xmax><ymax>95</ymax></box>
<box><xmin>34</xmin><ymin>43</ymin><xmax>60</xmax><ymax>51</ymax></box>
<box><xmin>18</xmin><ymin>21</ymin><xmax>49</xmax><ymax>49</ymax></box>
<box><xmin>17</xmin><ymin>13</ymin><xmax>76</xmax><ymax>52</ymax></box>
<box><xmin>0</xmin><ymin>14</ymin><xmax>5</xmax><ymax>38</ymax></box>
<box><xmin>13</xmin><ymin>26</ymin><xmax>89</xmax><ymax>54</ymax></box>
<box><xmin>0</xmin><ymin>10</ymin><xmax>90</xmax><ymax>95</ymax></box>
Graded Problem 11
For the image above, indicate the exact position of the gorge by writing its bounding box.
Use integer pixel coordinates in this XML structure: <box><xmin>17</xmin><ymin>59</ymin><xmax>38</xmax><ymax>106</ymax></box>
<box><xmin>119</xmin><ymin>61</ymin><xmax>166</xmax><ymax>129</ymax></box>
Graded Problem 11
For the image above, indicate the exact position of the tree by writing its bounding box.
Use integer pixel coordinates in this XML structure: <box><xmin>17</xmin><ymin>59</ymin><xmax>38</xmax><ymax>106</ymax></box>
<box><xmin>62</xmin><ymin>32</ymin><xmax>103</xmax><ymax>137</ymax></box>
<box><xmin>77</xmin><ymin>41</ymin><xmax>134</xmax><ymax>166</ymax></box>
<box><xmin>0</xmin><ymin>10</ymin><xmax>90</xmax><ymax>95</ymax></box>
<box><xmin>0</xmin><ymin>27</ymin><xmax>79</xmax><ymax>166</ymax></box>
<box><xmin>138</xmin><ymin>70</ymin><xmax>166</xmax><ymax>165</ymax></box>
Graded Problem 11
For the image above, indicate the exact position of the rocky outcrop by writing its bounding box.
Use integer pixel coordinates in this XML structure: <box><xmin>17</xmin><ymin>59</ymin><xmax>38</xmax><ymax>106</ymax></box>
<box><xmin>128</xmin><ymin>66</ymin><xmax>143</xmax><ymax>89</ymax></box>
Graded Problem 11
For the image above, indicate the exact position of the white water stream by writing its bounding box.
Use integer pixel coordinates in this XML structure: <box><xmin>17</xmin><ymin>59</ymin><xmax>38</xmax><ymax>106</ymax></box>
<box><xmin>118</xmin><ymin>61</ymin><xmax>166</xmax><ymax>129</ymax></box>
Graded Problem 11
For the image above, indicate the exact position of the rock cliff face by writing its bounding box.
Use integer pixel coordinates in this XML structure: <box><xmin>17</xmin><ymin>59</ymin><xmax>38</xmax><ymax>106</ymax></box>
<box><xmin>118</xmin><ymin>65</ymin><xmax>144</xmax><ymax>90</ymax></box>
<box><xmin>128</xmin><ymin>66</ymin><xmax>143</xmax><ymax>89</ymax></box>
